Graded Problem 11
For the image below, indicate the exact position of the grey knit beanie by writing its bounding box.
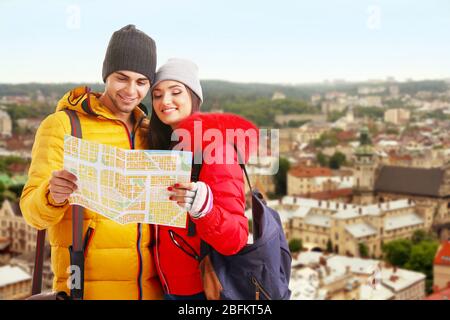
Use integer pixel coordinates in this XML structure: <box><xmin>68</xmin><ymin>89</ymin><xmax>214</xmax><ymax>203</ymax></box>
<box><xmin>152</xmin><ymin>58</ymin><xmax>203</xmax><ymax>103</ymax></box>
<box><xmin>102</xmin><ymin>24</ymin><xmax>157</xmax><ymax>84</ymax></box>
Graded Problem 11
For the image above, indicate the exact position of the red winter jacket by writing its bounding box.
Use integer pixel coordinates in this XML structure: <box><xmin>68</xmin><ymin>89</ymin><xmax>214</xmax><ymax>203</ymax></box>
<box><xmin>152</xmin><ymin>113</ymin><xmax>258</xmax><ymax>295</ymax></box>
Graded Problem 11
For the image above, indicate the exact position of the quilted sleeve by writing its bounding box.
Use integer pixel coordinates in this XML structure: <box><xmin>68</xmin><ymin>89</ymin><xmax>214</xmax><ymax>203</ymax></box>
<box><xmin>20</xmin><ymin>112</ymin><xmax>70</xmax><ymax>230</ymax></box>
<box><xmin>192</xmin><ymin>147</ymin><xmax>249</xmax><ymax>255</ymax></box>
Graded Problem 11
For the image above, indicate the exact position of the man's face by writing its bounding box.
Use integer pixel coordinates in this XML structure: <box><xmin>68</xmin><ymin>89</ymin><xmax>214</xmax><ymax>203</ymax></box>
<box><xmin>103</xmin><ymin>70</ymin><xmax>150</xmax><ymax>117</ymax></box>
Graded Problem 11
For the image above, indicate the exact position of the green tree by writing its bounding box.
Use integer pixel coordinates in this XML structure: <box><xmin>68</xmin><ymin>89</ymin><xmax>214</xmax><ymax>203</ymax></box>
<box><xmin>0</xmin><ymin>156</ymin><xmax>29</xmax><ymax>174</ymax></box>
<box><xmin>329</xmin><ymin>152</ymin><xmax>346</xmax><ymax>169</ymax></box>
<box><xmin>405</xmin><ymin>241</ymin><xmax>439</xmax><ymax>279</ymax></box>
<box><xmin>289</xmin><ymin>238</ymin><xmax>303</xmax><ymax>253</ymax></box>
<box><xmin>411</xmin><ymin>229</ymin><xmax>435</xmax><ymax>244</ymax></box>
<box><xmin>0</xmin><ymin>181</ymin><xmax>5</xmax><ymax>203</ymax></box>
<box><xmin>359</xmin><ymin>242</ymin><xmax>369</xmax><ymax>258</ymax></box>
<box><xmin>354</xmin><ymin>107</ymin><xmax>384</xmax><ymax>120</ymax></box>
<box><xmin>287</xmin><ymin>120</ymin><xmax>308</xmax><ymax>128</ymax></box>
<box><xmin>327</xmin><ymin>110</ymin><xmax>346</xmax><ymax>122</ymax></box>
<box><xmin>405</xmin><ymin>240</ymin><xmax>439</xmax><ymax>294</ymax></box>
<box><xmin>385</xmin><ymin>126</ymin><xmax>399</xmax><ymax>135</ymax></box>
<box><xmin>316</xmin><ymin>152</ymin><xmax>328</xmax><ymax>167</ymax></box>
<box><xmin>382</xmin><ymin>239</ymin><xmax>413</xmax><ymax>267</ymax></box>
<box><xmin>274</xmin><ymin>157</ymin><xmax>290</xmax><ymax>196</ymax></box>
<box><xmin>8</xmin><ymin>184</ymin><xmax>24</xmax><ymax>199</ymax></box>
<box><xmin>314</xmin><ymin>131</ymin><xmax>339</xmax><ymax>148</ymax></box>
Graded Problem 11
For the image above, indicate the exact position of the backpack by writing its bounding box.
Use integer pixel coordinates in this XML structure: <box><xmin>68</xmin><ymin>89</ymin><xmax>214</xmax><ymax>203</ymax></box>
<box><xmin>188</xmin><ymin>150</ymin><xmax>292</xmax><ymax>300</ymax></box>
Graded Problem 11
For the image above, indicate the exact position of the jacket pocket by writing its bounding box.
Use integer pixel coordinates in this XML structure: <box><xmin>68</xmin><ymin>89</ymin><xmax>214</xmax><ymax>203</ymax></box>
<box><xmin>251</xmin><ymin>276</ymin><xmax>272</xmax><ymax>300</ymax></box>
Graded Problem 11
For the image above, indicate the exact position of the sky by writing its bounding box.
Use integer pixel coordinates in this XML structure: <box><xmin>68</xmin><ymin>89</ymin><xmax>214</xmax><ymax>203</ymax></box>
<box><xmin>1</xmin><ymin>0</ymin><xmax>450</xmax><ymax>84</ymax></box>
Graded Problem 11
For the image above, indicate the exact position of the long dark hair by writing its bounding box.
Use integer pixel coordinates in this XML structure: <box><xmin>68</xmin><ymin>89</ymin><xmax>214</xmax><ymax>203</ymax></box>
<box><xmin>149</xmin><ymin>85</ymin><xmax>201</xmax><ymax>150</ymax></box>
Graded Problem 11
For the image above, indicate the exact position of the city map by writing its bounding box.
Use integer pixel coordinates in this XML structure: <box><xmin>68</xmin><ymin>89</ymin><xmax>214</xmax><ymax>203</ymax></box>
<box><xmin>63</xmin><ymin>135</ymin><xmax>192</xmax><ymax>227</ymax></box>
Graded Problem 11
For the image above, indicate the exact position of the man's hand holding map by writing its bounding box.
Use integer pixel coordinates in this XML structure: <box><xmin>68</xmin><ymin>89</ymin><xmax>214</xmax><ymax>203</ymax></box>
<box><xmin>63</xmin><ymin>135</ymin><xmax>192</xmax><ymax>227</ymax></box>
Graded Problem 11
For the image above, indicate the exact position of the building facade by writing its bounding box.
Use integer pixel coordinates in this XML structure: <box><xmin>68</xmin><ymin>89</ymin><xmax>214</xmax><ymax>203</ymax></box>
<box><xmin>0</xmin><ymin>110</ymin><xmax>12</xmax><ymax>138</ymax></box>
<box><xmin>279</xmin><ymin>196</ymin><xmax>433</xmax><ymax>258</ymax></box>
<box><xmin>0</xmin><ymin>200</ymin><xmax>38</xmax><ymax>254</ymax></box>
<box><xmin>0</xmin><ymin>265</ymin><xmax>31</xmax><ymax>300</ymax></box>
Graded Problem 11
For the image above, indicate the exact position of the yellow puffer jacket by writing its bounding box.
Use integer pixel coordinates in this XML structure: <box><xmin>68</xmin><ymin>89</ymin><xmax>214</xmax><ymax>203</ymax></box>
<box><xmin>20</xmin><ymin>86</ymin><xmax>163</xmax><ymax>300</ymax></box>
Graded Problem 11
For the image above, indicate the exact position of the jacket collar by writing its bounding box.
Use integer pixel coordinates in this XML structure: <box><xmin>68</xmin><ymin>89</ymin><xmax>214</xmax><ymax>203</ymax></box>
<box><xmin>56</xmin><ymin>86</ymin><xmax>148</xmax><ymax>128</ymax></box>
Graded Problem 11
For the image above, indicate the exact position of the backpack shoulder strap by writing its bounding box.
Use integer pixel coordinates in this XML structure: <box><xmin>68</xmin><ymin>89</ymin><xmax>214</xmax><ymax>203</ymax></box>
<box><xmin>187</xmin><ymin>155</ymin><xmax>202</xmax><ymax>237</ymax></box>
<box><xmin>186</xmin><ymin>144</ymin><xmax>253</xmax><ymax>238</ymax></box>
<box><xmin>31</xmin><ymin>229</ymin><xmax>46</xmax><ymax>295</ymax></box>
<box><xmin>63</xmin><ymin>109</ymin><xmax>85</xmax><ymax>300</ymax></box>
<box><xmin>31</xmin><ymin>109</ymin><xmax>85</xmax><ymax>299</ymax></box>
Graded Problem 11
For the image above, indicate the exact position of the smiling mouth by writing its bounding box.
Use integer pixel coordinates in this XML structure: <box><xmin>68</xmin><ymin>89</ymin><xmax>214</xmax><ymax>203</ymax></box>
<box><xmin>117</xmin><ymin>93</ymin><xmax>136</xmax><ymax>103</ymax></box>
<box><xmin>161</xmin><ymin>107</ymin><xmax>178</xmax><ymax>114</ymax></box>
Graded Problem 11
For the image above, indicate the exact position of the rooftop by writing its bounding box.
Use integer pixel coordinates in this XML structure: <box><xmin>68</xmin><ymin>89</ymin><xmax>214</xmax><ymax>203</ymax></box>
<box><xmin>384</xmin><ymin>212</ymin><xmax>424</xmax><ymax>231</ymax></box>
<box><xmin>289</xmin><ymin>166</ymin><xmax>332</xmax><ymax>178</ymax></box>
<box><xmin>301</xmin><ymin>188</ymin><xmax>353</xmax><ymax>201</ymax></box>
<box><xmin>291</xmin><ymin>252</ymin><xmax>426</xmax><ymax>300</ymax></box>
<box><xmin>381</xmin><ymin>268</ymin><xmax>426</xmax><ymax>292</ymax></box>
<box><xmin>289</xmin><ymin>267</ymin><xmax>327</xmax><ymax>300</ymax></box>
<box><xmin>345</xmin><ymin>223</ymin><xmax>378</xmax><ymax>239</ymax></box>
<box><xmin>434</xmin><ymin>241</ymin><xmax>450</xmax><ymax>266</ymax></box>
<box><xmin>333</xmin><ymin>199</ymin><xmax>414</xmax><ymax>220</ymax></box>
<box><xmin>304</xmin><ymin>214</ymin><xmax>331</xmax><ymax>228</ymax></box>
<box><xmin>292</xmin><ymin>251</ymin><xmax>324</xmax><ymax>267</ymax></box>
<box><xmin>359</xmin><ymin>283</ymin><xmax>395</xmax><ymax>300</ymax></box>
<box><xmin>327</xmin><ymin>255</ymin><xmax>380</xmax><ymax>275</ymax></box>
<box><xmin>424</xmin><ymin>287</ymin><xmax>450</xmax><ymax>300</ymax></box>
<box><xmin>0</xmin><ymin>265</ymin><xmax>31</xmax><ymax>288</ymax></box>
<box><xmin>375</xmin><ymin>165</ymin><xmax>447</xmax><ymax>197</ymax></box>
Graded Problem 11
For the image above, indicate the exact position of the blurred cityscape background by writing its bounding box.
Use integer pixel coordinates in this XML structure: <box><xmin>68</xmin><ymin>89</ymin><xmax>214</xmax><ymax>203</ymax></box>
<box><xmin>1</xmin><ymin>0</ymin><xmax>449</xmax><ymax>300</ymax></box>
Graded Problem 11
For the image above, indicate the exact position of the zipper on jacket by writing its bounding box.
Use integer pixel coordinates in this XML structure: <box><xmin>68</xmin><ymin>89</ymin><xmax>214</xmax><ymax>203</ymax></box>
<box><xmin>154</xmin><ymin>224</ymin><xmax>170</xmax><ymax>293</ymax></box>
<box><xmin>119</xmin><ymin>120</ymin><xmax>143</xmax><ymax>300</ymax></box>
<box><xmin>251</xmin><ymin>276</ymin><xmax>272</xmax><ymax>300</ymax></box>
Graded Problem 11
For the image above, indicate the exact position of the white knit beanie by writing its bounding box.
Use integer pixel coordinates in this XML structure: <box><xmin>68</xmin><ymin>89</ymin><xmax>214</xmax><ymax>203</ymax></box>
<box><xmin>151</xmin><ymin>58</ymin><xmax>203</xmax><ymax>103</ymax></box>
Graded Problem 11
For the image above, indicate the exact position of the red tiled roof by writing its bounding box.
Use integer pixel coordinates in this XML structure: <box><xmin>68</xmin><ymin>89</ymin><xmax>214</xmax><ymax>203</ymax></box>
<box><xmin>434</xmin><ymin>241</ymin><xmax>450</xmax><ymax>266</ymax></box>
<box><xmin>389</xmin><ymin>154</ymin><xmax>413</xmax><ymax>162</ymax></box>
<box><xmin>289</xmin><ymin>166</ymin><xmax>332</xmax><ymax>178</ymax></box>
<box><xmin>5</xmin><ymin>137</ymin><xmax>25</xmax><ymax>150</ymax></box>
<box><xmin>336</xmin><ymin>131</ymin><xmax>356</xmax><ymax>141</ymax></box>
<box><xmin>387</xmin><ymin>150</ymin><xmax>413</xmax><ymax>162</ymax></box>
<box><xmin>424</xmin><ymin>287</ymin><xmax>450</xmax><ymax>300</ymax></box>
<box><xmin>7</xmin><ymin>162</ymin><xmax>29</xmax><ymax>174</ymax></box>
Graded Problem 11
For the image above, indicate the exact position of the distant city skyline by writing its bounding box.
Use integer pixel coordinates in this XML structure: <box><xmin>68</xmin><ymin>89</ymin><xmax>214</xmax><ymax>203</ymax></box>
<box><xmin>1</xmin><ymin>0</ymin><xmax>450</xmax><ymax>84</ymax></box>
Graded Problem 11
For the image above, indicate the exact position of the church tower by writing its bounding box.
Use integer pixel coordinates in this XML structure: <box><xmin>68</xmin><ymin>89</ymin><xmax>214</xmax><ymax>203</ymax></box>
<box><xmin>353</xmin><ymin>127</ymin><xmax>376</xmax><ymax>204</ymax></box>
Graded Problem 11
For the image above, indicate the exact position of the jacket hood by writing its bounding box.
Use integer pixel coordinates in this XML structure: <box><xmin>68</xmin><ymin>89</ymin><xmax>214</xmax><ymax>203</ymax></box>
<box><xmin>173</xmin><ymin>113</ymin><xmax>259</xmax><ymax>164</ymax></box>
<box><xmin>56</xmin><ymin>86</ymin><xmax>148</xmax><ymax>123</ymax></box>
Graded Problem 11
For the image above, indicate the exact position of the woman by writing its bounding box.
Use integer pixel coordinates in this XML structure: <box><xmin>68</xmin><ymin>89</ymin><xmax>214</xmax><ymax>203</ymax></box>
<box><xmin>149</xmin><ymin>58</ymin><xmax>258</xmax><ymax>299</ymax></box>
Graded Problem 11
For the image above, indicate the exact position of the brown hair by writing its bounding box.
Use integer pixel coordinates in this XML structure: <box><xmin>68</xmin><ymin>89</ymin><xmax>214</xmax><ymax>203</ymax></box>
<box><xmin>149</xmin><ymin>85</ymin><xmax>201</xmax><ymax>150</ymax></box>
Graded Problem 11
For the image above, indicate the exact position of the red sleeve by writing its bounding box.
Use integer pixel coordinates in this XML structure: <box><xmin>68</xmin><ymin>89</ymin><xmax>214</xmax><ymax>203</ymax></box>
<box><xmin>192</xmin><ymin>159</ymin><xmax>249</xmax><ymax>256</ymax></box>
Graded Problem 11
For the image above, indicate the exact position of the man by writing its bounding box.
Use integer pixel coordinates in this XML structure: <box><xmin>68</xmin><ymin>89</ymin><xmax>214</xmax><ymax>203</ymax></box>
<box><xmin>20</xmin><ymin>25</ymin><xmax>163</xmax><ymax>300</ymax></box>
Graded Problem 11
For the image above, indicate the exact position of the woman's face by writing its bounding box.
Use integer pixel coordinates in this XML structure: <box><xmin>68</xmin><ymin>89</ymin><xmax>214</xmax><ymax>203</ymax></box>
<box><xmin>152</xmin><ymin>80</ymin><xmax>193</xmax><ymax>129</ymax></box>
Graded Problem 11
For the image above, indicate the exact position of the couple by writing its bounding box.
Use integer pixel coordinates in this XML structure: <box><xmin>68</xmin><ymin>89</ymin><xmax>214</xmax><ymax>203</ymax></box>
<box><xmin>19</xmin><ymin>25</ymin><xmax>257</xmax><ymax>300</ymax></box>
